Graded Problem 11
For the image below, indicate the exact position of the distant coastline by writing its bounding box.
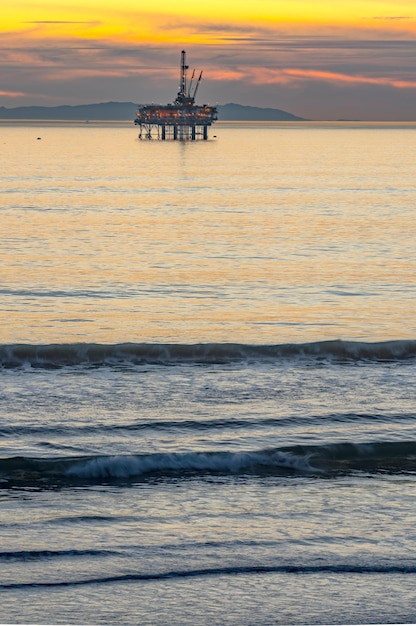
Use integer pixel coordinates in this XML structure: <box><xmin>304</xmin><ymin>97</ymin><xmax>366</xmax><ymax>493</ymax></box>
<box><xmin>0</xmin><ymin>101</ymin><xmax>306</xmax><ymax>122</ymax></box>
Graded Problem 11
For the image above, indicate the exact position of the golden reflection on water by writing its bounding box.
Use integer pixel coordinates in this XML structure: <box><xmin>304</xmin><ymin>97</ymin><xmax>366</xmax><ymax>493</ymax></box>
<box><xmin>1</xmin><ymin>124</ymin><xmax>415</xmax><ymax>343</ymax></box>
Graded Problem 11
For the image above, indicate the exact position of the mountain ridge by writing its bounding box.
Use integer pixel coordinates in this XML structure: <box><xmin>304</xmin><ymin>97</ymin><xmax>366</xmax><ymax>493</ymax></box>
<box><xmin>0</xmin><ymin>101</ymin><xmax>306</xmax><ymax>121</ymax></box>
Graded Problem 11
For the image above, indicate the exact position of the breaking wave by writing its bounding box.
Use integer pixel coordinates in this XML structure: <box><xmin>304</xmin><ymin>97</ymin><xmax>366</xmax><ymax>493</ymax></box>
<box><xmin>1</xmin><ymin>441</ymin><xmax>415</xmax><ymax>488</ymax></box>
<box><xmin>1</xmin><ymin>339</ymin><xmax>415</xmax><ymax>368</ymax></box>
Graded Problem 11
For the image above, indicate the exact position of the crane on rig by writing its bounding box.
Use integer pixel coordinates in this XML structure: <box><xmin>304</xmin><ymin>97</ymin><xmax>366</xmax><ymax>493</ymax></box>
<box><xmin>135</xmin><ymin>50</ymin><xmax>217</xmax><ymax>141</ymax></box>
<box><xmin>174</xmin><ymin>51</ymin><xmax>203</xmax><ymax>106</ymax></box>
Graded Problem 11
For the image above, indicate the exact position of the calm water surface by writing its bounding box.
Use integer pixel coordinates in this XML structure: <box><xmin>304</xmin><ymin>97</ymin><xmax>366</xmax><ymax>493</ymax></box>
<box><xmin>0</xmin><ymin>122</ymin><xmax>415</xmax><ymax>625</ymax></box>
<box><xmin>1</xmin><ymin>121</ymin><xmax>415</xmax><ymax>344</ymax></box>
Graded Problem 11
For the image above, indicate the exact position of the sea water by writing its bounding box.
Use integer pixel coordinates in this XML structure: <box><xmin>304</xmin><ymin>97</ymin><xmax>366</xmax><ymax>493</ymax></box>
<box><xmin>0</xmin><ymin>121</ymin><xmax>415</xmax><ymax>625</ymax></box>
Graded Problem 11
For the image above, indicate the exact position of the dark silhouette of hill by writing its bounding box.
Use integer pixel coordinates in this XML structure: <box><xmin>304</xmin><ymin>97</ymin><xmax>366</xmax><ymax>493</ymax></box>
<box><xmin>218</xmin><ymin>103</ymin><xmax>305</xmax><ymax>121</ymax></box>
<box><xmin>0</xmin><ymin>101</ymin><xmax>306</xmax><ymax>121</ymax></box>
<box><xmin>0</xmin><ymin>102</ymin><xmax>136</xmax><ymax>120</ymax></box>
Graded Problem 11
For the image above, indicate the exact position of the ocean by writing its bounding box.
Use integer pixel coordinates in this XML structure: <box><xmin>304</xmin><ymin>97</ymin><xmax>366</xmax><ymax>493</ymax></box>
<box><xmin>0</xmin><ymin>120</ymin><xmax>415</xmax><ymax>625</ymax></box>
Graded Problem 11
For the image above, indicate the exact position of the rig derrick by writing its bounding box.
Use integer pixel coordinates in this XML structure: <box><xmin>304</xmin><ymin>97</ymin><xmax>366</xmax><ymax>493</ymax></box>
<box><xmin>135</xmin><ymin>51</ymin><xmax>217</xmax><ymax>141</ymax></box>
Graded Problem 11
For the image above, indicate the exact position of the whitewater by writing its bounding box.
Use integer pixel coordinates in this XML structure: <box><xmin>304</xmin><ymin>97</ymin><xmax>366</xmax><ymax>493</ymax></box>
<box><xmin>1</xmin><ymin>121</ymin><xmax>415</xmax><ymax>625</ymax></box>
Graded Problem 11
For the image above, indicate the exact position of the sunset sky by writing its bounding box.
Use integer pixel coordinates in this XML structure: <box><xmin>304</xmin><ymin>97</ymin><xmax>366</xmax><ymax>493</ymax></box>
<box><xmin>2</xmin><ymin>0</ymin><xmax>416</xmax><ymax>119</ymax></box>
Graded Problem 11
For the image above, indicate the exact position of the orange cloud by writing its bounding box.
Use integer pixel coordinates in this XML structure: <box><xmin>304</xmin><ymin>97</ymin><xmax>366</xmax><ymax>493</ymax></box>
<box><xmin>0</xmin><ymin>89</ymin><xmax>27</xmax><ymax>97</ymax></box>
<box><xmin>207</xmin><ymin>67</ymin><xmax>416</xmax><ymax>89</ymax></box>
<box><xmin>284</xmin><ymin>68</ymin><xmax>416</xmax><ymax>89</ymax></box>
<box><xmin>206</xmin><ymin>69</ymin><xmax>247</xmax><ymax>81</ymax></box>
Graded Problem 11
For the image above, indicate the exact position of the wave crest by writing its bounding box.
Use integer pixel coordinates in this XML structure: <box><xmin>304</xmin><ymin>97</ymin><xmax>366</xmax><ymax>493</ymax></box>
<box><xmin>1</xmin><ymin>441</ymin><xmax>415</xmax><ymax>488</ymax></box>
<box><xmin>1</xmin><ymin>339</ymin><xmax>415</xmax><ymax>368</ymax></box>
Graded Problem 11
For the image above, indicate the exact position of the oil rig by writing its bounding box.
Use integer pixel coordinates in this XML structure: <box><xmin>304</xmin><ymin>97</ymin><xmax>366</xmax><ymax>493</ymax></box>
<box><xmin>135</xmin><ymin>51</ymin><xmax>217</xmax><ymax>141</ymax></box>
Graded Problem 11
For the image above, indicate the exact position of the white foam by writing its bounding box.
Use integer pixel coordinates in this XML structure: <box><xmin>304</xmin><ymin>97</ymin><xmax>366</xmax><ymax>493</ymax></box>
<box><xmin>65</xmin><ymin>448</ymin><xmax>315</xmax><ymax>479</ymax></box>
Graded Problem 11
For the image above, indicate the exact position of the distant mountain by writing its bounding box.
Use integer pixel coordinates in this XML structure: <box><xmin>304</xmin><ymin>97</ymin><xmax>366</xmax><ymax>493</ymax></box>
<box><xmin>0</xmin><ymin>101</ymin><xmax>306</xmax><ymax>121</ymax></box>
<box><xmin>0</xmin><ymin>102</ymin><xmax>137</xmax><ymax>120</ymax></box>
<box><xmin>218</xmin><ymin>103</ymin><xmax>306</xmax><ymax>121</ymax></box>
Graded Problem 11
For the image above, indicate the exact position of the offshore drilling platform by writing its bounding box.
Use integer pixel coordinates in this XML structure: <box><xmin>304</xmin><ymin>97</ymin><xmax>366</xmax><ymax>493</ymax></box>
<box><xmin>135</xmin><ymin>51</ymin><xmax>217</xmax><ymax>141</ymax></box>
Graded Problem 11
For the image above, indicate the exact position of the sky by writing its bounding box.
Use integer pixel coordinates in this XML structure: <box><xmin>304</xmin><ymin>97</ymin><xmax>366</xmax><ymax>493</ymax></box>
<box><xmin>1</xmin><ymin>0</ymin><xmax>416</xmax><ymax>119</ymax></box>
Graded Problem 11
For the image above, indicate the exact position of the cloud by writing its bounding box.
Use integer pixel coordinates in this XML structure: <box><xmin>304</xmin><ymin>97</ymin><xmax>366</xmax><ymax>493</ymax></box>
<box><xmin>0</xmin><ymin>89</ymin><xmax>27</xmax><ymax>97</ymax></box>
<box><xmin>282</xmin><ymin>68</ymin><xmax>416</xmax><ymax>89</ymax></box>
<box><xmin>372</xmin><ymin>16</ymin><xmax>412</xmax><ymax>20</ymax></box>
<box><xmin>206</xmin><ymin>66</ymin><xmax>416</xmax><ymax>90</ymax></box>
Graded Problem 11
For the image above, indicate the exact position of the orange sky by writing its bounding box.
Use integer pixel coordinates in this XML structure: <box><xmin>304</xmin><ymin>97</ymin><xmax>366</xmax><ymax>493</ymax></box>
<box><xmin>2</xmin><ymin>0</ymin><xmax>416</xmax><ymax>118</ymax></box>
